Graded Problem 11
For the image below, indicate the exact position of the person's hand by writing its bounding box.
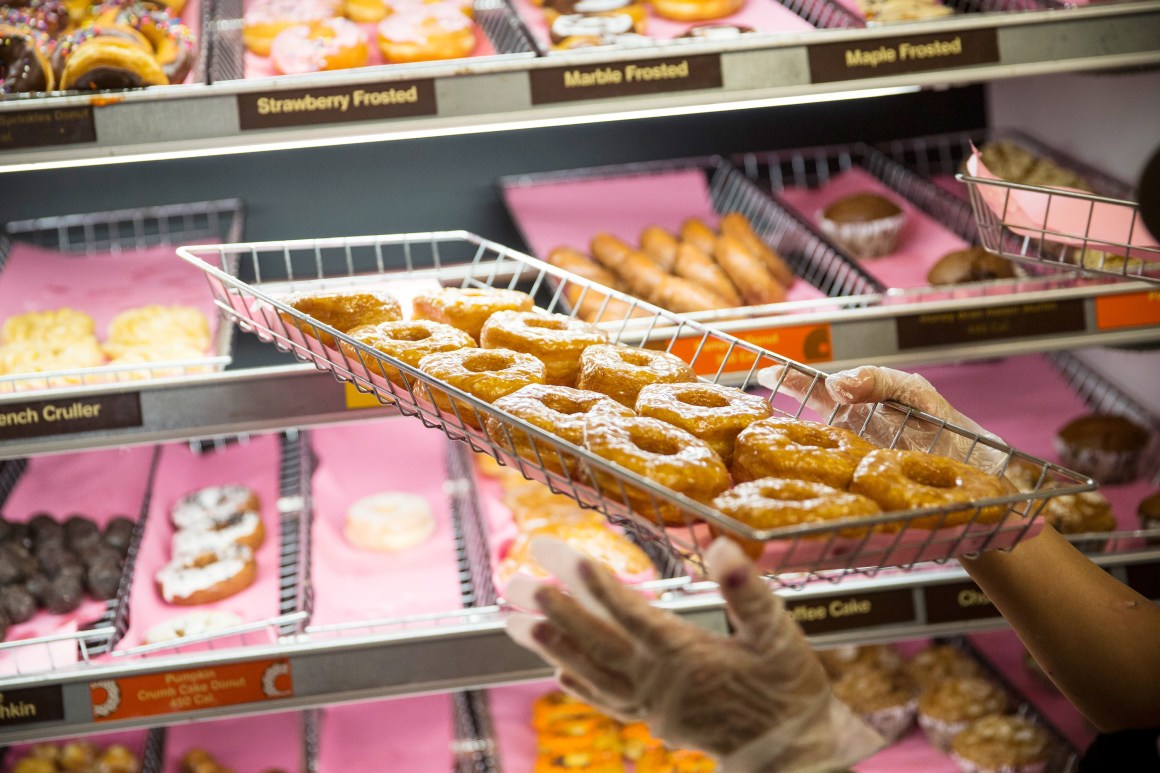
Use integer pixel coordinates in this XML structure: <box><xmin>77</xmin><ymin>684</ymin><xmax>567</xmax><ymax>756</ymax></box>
<box><xmin>505</xmin><ymin>537</ymin><xmax>884</xmax><ymax>772</ymax></box>
<box><xmin>759</xmin><ymin>364</ymin><xmax>1009</xmax><ymax>475</ymax></box>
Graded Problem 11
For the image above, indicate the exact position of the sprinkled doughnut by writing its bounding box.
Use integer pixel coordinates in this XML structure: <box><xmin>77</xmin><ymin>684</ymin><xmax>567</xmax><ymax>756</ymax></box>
<box><xmin>636</xmin><ymin>382</ymin><xmax>772</xmax><ymax>466</ymax></box>
<box><xmin>487</xmin><ymin>384</ymin><xmax>634</xmax><ymax>473</ymax></box>
<box><xmin>92</xmin><ymin>2</ymin><xmax>197</xmax><ymax>82</ymax></box>
<box><xmin>2</xmin><ymin>1</ymin><xmax>69</xmax><ymax>37</ymax></box>
<box><xmin>412</xmin><ymin>286</ymin><xmax>534</xmax><ymax>342</ymax></box>
<box><xmin>279</xmin><ymin>290</ymin><xmax>403</xmax><ymax>347</ymax></box>
<box><xmin>850</xmin><ymin>449</ymin><xmax>1008</xmax><ymax>529</ymax></box>
<box><xmin>712</xmin><ymin>477</ymin><xmax>881</xmax><ymax>533</ymax></box>
<box><xmin>171</xmin><ymin>485</ymin><xmax>261</xmax><ymax>531</ymax></box>
<box><xmin>480</xmin><ymin>311</ymin><xmax>608</xmax><ymax>387</ymax></box>
<box><xmin>0</xmin><ymin>23</ymin><xmax>54</xmax><ymax>93</ymax></box>
<box><xmin>340</xmin><ymin>319</ymin><xmax>474</xmax><ymax>387</ymax></box>
<box><xmin>155</xmin><ymin>544</ymin><xmax>257</xmax><ymax>605</ymax></box>
<box><xmin>732</xmin><ymin>417</ymin><xmax>876</xmax><ymax>489</ymax></box>
<box><xmin>56</xmin><ymin>27</ymin><xmax>168</xmax><ymax>90</ymax></box>
<box><xmin>576</xmin><ymin>343</ymin><xmax>696</xmax><ymax>409</ymax></box>
<box><xmin>417</xmin><ymin>347</ymin><xmax>545</xmax><ymax>429</ymax></box>
<box><xmin>582</xmin><ymin>415</ymin><xmax>730</xmax><ymax>526</ymax></box>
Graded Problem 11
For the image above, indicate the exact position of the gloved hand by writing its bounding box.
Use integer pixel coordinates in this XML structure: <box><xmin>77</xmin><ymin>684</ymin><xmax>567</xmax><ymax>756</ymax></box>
<box><xmin>759</xmin><ymin>364</ymin><xmax>1009</xmax><ymax>475</ymax></box>
<box><xmin>505</xmin><ymin>537</ymin><xmax>884</xmax><ymax>773</ymax></box>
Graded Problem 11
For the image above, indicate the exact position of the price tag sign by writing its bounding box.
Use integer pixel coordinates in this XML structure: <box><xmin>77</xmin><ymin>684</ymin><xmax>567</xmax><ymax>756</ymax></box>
<box><xmin>0</xmin><ymin>685</ymin><xmax>65</xmax><ymax>727</ymax></box>
<box><xmin>344</xmin><ymin>382</ymin><xmax>385</xmax><ymax>410</ymax></box>
<box><xmin>809</xmin><ymin>29</ymin><xmax>999</xmax><ymax>83</ymax></box>
<box><xmin>0</xmin><ymin>393</ymin><xmax>142</xmax><ymax>440</ymax></box>
<box><xmin>91</xmin><ymin>659</ymin><xmax>293</xmax><ymax>722</ymax></box>
<box><xmin>0</xmin><ymin>107</ymin><xmax>95</xmax><ymax>150</ymax></box>
<box><xmin>784</xmin><ymin>588</ymin><xmax>915</xmax><ymax>636</ymax></box>
<box><xmin>238</xmin><ymin>80</ymin><xmax>437</xmax><ymax>131</ymax></box>
<box><xmin>1095</xmin><ymin>290</ymin><xmax>1160</xmax><ymax>330</ymax></box>
<box><xmin>896</xmin><ymin>299</ymin><xmax>1085</xmax><ymax>350</ymax></box>
<box><xmin>530</xmin><ymin>55</ymin><xmax>722</xmax><ymax>105</ymax></box>
<box><xmin>924</xmin><ymin>580</ymin><xmax>1001</xmax><ymax>625</ymax></box>
<box><xmin>663</xmin><ymin>323</ymin><xmax>832</xmax><ymax>376</ymax></box>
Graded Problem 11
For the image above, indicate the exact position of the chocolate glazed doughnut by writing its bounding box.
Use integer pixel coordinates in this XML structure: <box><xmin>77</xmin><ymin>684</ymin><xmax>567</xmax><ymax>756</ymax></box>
<box><xmin>0</xmin><ymin>24</ymin><xmax>54</xmax><ymax>93</ymax></box>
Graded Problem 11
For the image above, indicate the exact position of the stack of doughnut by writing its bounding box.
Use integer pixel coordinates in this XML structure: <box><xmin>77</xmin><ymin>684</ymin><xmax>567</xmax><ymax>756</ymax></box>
<box><xmin>546</xmin><ymin>213</ymin><xmax>797</xmax><ymax>319</ymax></box>
<box><xmin>0</xmin><ymin>0</ymin><xmax>196</xmax><ymax>94</ymax></box>
<box><xmin>155</xmin><ymin>485</ymin><xmax>265</xmax><ymax>606</ymax></box>
<box><xmin>243</xmin><ymin>0</ymin><xmax>478</xmax><ymax>72</ymax></box>
<box><xmin>280</xmin><ymin>285</ymin><xmax>1010</xmax><ymax>549</ymax></box>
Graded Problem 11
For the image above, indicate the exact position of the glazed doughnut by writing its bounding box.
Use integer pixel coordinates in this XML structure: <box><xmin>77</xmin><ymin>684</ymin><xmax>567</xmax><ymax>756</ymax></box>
<box><xmin>713</xmin><ymin>477</ymin><xmax>881</xmax><ymax>533</ymax></box>
<box><xmin>637</xmin><ymin>747</ymin><xmax>717</xmax><ymax>773</ymax></box>
<box><xmin>620</xmin><ymin>722</ymin><xmax>664</xmax><ymax>760</ymax></box>
<box><xmin>635</xmin><ymin>382</ymin><xmax>772</xmax><ymax>466</ymax></box>
<box><xmin>480</xmin><ymin>310</ymin><xmax>608</xmax><ymax>387</ymax></box>
<box><xmin>850</xmin><ymin>449</ymin><xmax>1009</xmax><ymax>529</ymax></box>
<box><xmin>732</xmin><ymin>417</ymin><xmax>876</xmax><ymax>488</ymax></box>
<box><xmin>412</xmin><ymin>286</ymin><xmax>533</xmax><ymax>342</ymax></box>
<box><xmin>243</xmin><ymin>0</ymin><xmax>340</xmax><ymax>57</ymax></box>
<box><xmin>589</xmin><ymin>233</ymin><xmax>668</xmax><ymax>302</ymax></box>
<box><xmin>171</xmin><ymin>484</ymin><xmax>261</xmax><ymax>531</ymax></box>
<box><xmin>576</xmin><ymin>343</ymin><xmax>696</xmax><ymax>409</ymax></box>
<box><xmin>713</xmin><ymin>234</ymin><xmax>786</xmax><ymax>306</ymax></box>
<box><xmin>537</xmin><ymin>714</ymin><xmax>621</xmax><ymax>755</ymax></box>
<box><xmin>2</xmin><ymin>308</ymin><xmax>95</xmax><ymax>344</ymax></box>
<box><xmin>377</xmin><ymin>4</ymin><xmax>476</xmax><ymax>63</ymax></box>
<box><xmin>172</xmin><ymin>511</ymin><xmax>266</xmax><ymax>554</ymax></box>
<box><xmin>719</xmin><ymin>212</ymin><xmax>796</xmax><ymax>288</ymax></box>
<box><xmin>340</xmin><ymin>319</ymin><xmax>474</xmax><ymax>386</ymax></box>
<box><xmin>155</xmin><ymin>544</ymin><xmax>257</xmax><ymax>606</ymax></box>
<box><xmin>500</xmin><ymin>519</ymin><xmax>653</xmax><ymax>586</ymax></box>
<box><xmin>582</xmin><ymin>415</ymin><xmax>730</xmax><ymax>525</ymax></box>
<box><xmin>105</xmin><ymin>304</ymin><xmax>210</xmax><ymax>357</ymax></box>
<box><xmin>546</xmin><ymin>248</ymin><xmax>650</xmax><ymax>324</ymax></box>
<box><xmin>278</xmin><ymin>290</ymin><xmax>402</xmax><ymax>348</ymax></box>
<box><xmin>532</xmin><ymin>691</ymin><xmax>600</xmax><ymax>731</ymax></box>
<box><xmin>58</xmin><ymin>31</ymin><xmax>167</xmax><ymax>89</ymax></box>
<box><xmin>652</xmin><ymin>275</ymin><xmax>732</xmax><ymax>313</ymax></box>
<box><xmin>487</xmin><ymin>383</ymin><xmax>634</xmax><ymax>473</ymax></box>
<box><xmin>680</xmin><ymin>218</ymin><xmax>716</xmax><ymax>254</ymax></box>
<box><xmin>0</xmin><ymin>24</ymin><xmax>54</xmax><ymax>93</ymax></box>
<box><xmin>91</xmin><ymin>3</ymin><xmax>197</xmax><ymax>82</ymax></box>
<box><xmin>417</xmin><ymin>346</ymin><xmax>545</xmax><ymax>428</ymax></box>
<box><xmin>638</xmin><ymin>226</ymin><xmax>678</xmax><ymax>273</ymax></box>
<box><xmin>674</xmin><ymin>241</ymin><xmax>742</xmax><ymax>306</ymax></box>
<box><xmin>270</xmin><ymin>17</ymin><xmax>369</xmax><ymax>74</ymax></box>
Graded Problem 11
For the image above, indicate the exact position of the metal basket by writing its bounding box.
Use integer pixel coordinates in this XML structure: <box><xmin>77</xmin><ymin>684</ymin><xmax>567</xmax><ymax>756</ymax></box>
<box><xmin>178</xmin><ymin>232</ymin><xmax>1095</xmax><ymax>584</ymax></box>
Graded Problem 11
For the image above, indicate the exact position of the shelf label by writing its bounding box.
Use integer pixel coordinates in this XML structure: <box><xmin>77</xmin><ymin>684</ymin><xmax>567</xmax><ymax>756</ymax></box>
<box><xmin>0</xmin><ymin>107</ymin><xmax>96</xmax><ymax>151</ymax></box>
<box><xmin>809</xmin><ymin>29</ymin><xmax>999</xmax><ymax>83</ymax></box>
<box><xmin>0</xmin><ymin>685</ymin><xmax>65</xmax><ymax>727</ymax></box>
<box><xmin>0</xmin><ymin>393</ymin><xmax>142</xmax><ymax>441</ymax></box>
<box><xmin>1126</xmin><ymin>561</ymin><xmax>1160</xmax><ymax>601</ymax></box>
<box><xmin>90</xmin><ymin>659</ymin><xmax>293</xmax><ymax>722</ymax></box>
<box><xmin>895</xmin><ymin>299</ymin><xmax>1085</xmax><ymax>350</ymax></box>
<box><xmin>530</xmin><ymin>55</ymin><xmax>722</xmax><ymax>105</ymax></box>
<box><xmin>344</xmin><ymin>381</ymin><xmax>385</xmax><ymax>409</ymax></box>
<box><xmin>785</xmin><ymin>588</ymin><xmax>915</xmax><ymax>635</ymax></box>
<box><xmin>1095</xmin><ymin>290</ymin><xmax>1160</xmax><ymax>330</ymax></box>
<box><xmin>238</xmin><ymin>81</ymin><xmax>437</xmax><ymax>131</ymax></box>
<box><xmin>925</xmin><ymin>580</ymin><xmax>1001</xmax><ymax>625</ymax></box>
<box><xmin>662</xmin><ymin>323</ymin><xmax>832</xmax><ymax>376</ymax></box>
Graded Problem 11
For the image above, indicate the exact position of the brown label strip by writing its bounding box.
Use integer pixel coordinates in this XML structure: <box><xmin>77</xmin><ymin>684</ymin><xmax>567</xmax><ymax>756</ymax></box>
<box><xmin>809</xmin><ymin>28</ymin><xmax>999</xmax><ymax>83</ymax></box>
<box><xmin>238</xmin><ymin>81</ymin><xmax>437</xmax><ymax>131</ymax></box>
<box><xmin>0</xmin><ymin>107</ymin><xmax>96</xmax><ymax>150</ymax></box>
<box><xmin>785</xmin><ymin>588</ymin><xmax>915</xmax><ymax>635</ymax></box>
<box><xmin>530</xmin><ymin>55</ymin><xmax>722</xmax><ymax>105</ymax></box>
<box><xmin>895</xmin><ymin>298</ymin><xmax>1086</xmax><ymax>350</ymax></box>
<box><xmin>925</xmin><ymin>580</ymin><xmax>1001</xmax><ymax>625</ymax></box>
<box><xmin>0</xmin><ymin>393</ymin><xmax>142</xmax><ymax>440</ymax></box>
<box><xmin>0</xmin><ymin>685</ymin><xmax>65</xmax><ymax>727</ymax></box>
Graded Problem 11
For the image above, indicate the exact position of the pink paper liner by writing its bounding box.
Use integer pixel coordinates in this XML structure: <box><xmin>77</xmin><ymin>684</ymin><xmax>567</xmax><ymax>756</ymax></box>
<box><xmin>309</xmin><ymin>419</ymin><xmax>465</xmax><ymax>626</ymax></box>
<box><xmin>164</xmin><ymin>711</ymin><xmax>302</xmax><ymax>772</ymax></box>
<box><xmin>932</xmin><ymin>174</ymin><xmax>969</xmax><ymax>201</ymax></box>
<box><xmin>502</xmin><ymin>167</ymin><xmax>824</xmax><ymax>302</ymax></box>
<box><xmin>0</xmin><ymin>447</ymin><xmax>156</xmax><ymax>676</ymax></box>
<box><xmin>241</xmin><ymin>5</ymin><xmax>495</xmax><ymax>80</ymax></box>
<box><xmin>317</xmin><ymin>695</ymin><xmax>454</xmax><ymax>770</ymax></box>
<box><xmin>854</xmin><ymin>727</ymin><xmax>962</xmax><ymax>772</ymax></box>
<box><xmin>966</xmin><ymin>151</ymin><xmax>1160</xmax><ymax>259</ymax></box>
<box><xmin>511</xmin><ymin>0</ymin><xmax>813</xmax><ymax>51</ymax></box>
<box><xmin>776</xmin><ymin>167</ymin><xmax>971</xmax><ymax>290</ymax></box>
<box><xmin>1</xmin><ymin>730</ymin><xmax>151</xmax><ymax>773</ymax></box>
<box><xmin>115</xmin><ymin>436</ymin><xmax>283</xmax><ymax>652</ymax></box>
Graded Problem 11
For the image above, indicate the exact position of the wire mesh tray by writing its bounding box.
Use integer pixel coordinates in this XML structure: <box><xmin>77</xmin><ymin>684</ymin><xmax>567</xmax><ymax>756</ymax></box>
<box><xmin>0</xmin><ymin>200</ymin><xmax>245</xmax><ymax>395</ymax></box>
<box><xmin>178</xmin><ymin>231</ymin><xmax>1095</xmax><ymax>583</ymax></box>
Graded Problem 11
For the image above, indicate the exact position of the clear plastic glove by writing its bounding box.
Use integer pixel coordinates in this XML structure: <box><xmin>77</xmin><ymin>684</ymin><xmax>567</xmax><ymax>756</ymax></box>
<box><xmin>505</xmin><ymin>536</ymin><xmax>884</xmax><ymax>773</ymax></box>
<box><xmin>758</xmin><ymin>364</ymin><xmax>1009</xmax><ymax>475</ymax></box>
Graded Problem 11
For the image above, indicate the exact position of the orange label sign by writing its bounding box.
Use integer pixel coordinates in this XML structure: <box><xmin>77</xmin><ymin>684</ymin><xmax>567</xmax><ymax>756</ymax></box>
<box><xmin>664</xmin><ymin>324</ymin><xmax>832</xmax><ymax>375</ymax></box>
<box><xmin>90</xmin><ymin>659</ymin><xmax>293</xmax><ymax>721</ymax></box>
<box><xmin>1095</xmin><ymin>290</ymin><xmax>1160</xmax><ymax>330</ymax></box>
<box><xmin>345</xmin><ymin>381</ymin><xmax>384</xmax><ymax>410</ymax></box>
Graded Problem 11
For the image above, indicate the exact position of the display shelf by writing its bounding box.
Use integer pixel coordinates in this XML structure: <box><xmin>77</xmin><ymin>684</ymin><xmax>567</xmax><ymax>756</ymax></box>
<box><xmin>3</xmin><ymin>2</ymin><xmax>1159</xmax><ymax>171</ymax></box>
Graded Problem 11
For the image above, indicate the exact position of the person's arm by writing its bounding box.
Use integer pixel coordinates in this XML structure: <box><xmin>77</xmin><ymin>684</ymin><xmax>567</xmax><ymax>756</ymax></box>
<box><xmin>962</xmin><ymin>526</ymin><xmax>1160</xmax><ymax>732</ymax></box>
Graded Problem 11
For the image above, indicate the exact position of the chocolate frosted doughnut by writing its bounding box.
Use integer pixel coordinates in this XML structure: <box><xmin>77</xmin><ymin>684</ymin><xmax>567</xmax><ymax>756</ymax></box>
<box><xmin>2</xmin><ymin>1</ymin><xmax>70</xmax><ymax>37</ymax></box>
<box><xmin>0</xmin><ymin>24</ymin><xmax>54</xmax><ymax>93</ymax></box>
<box><xmin>927</xmin><ymin>246</ymin><xmax>1017</xmax><ymax>286</ymax></box>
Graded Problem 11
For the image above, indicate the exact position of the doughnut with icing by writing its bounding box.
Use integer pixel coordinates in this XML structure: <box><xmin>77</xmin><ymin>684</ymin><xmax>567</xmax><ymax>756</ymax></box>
<box><xmin>340</xmin><ymin>319</ymin><xmax>474</xmax><ymax>386</ymax></box>
<box><xmin>172</xmin><ymin>510</ymin><xmax>266</xmax><ymax>554</ymax></box>
<box><xmin>732</xmin><ymin>417</ymin><xmax>876</xmax><ymax>488</ymax></box>
<box><xmin>576</xmin><ymin>343</ymin><xmax>696</xmax><ymax>409</ymax></box>
<box><xmin>104</xmin><ymin>305</ymin><xmax>210</xmax><ymax>357</ymax></box>
<box><xmin>377</xmin><ymin>4</ymin><xmax>476</xmax><ymax>63</ymax></box>
<box><xmin>480</xmin><ymin>310</ymin><xmax>608</xmax><ymax>387</ymax></box>
<box><xmin>59</xmin><ymin>32</ymin><xmax>167</xmax><ymax>90</ymax></box>
<box><xmin>278</xmin><ymin>290</ymin><xmax>403</xmax><ymax>348</ymax></box>
<box><xmin>0</xmin><ymin>24</ymin><xmax>54</xmax><ymax>93</ymax></box>
<box><xmin>344</xmin><ymin>492</ymin><xmax>435</xmax><ymax>551</ymax></box>
<box><xmin>243</xmin><ymin>0</ymin><xmax>340</xmax><ymax>56</ymax></box>
<box><xmin>155</xmin><ymin>544</ymin><xmax>257</xmax><ymax>605</ymax></box>
<box><xmin>271</xmin><ymin>17</ymin><xmax>369</xmax><ymax>74</ymax></box>
<box><xmin>91</xmin><ymin>2</ymin><xmax>198</xmax><ymax>82</ymax></box>
<box><xmin>412</xmin><ymin>286</ymin><xmax>534</xmax><ymax>342</ymax></box>
<box><xmin>418</xmin><ymin>346</ymin><xmax>545</xmax><ymax>428</ymax></box>
<box><xmin>143</xmin><ymin>610</ymin><xmax>243</xmax><ymax>645</ymax></box>
<box><xmin>2</xmin><ymin>308</ymin><xmax>95</xmax><ymax>344</ymax></box>
<box><xmin>635</xmin><ymin>382</ymin><xmax>771</xmax><ymax>466</ymax></box>
<box><xmin>171</xmin><ymin>484</ymin><xmax>261</xmax><ymax>531</ymax></box>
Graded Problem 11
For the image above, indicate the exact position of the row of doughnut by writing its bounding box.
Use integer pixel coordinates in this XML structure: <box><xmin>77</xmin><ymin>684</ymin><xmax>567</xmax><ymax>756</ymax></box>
<box><xmin>531</xmin><ymin>0</ymin><xmax>754</xmax><ymax>51</ymax></box>
<box><xmin>277</xmin><ymin>285</ymin><xmax>1009</xmax><ymax>545</ymax></box>
<box><xmin>243</xmin><ymin>0</ymin><xmax>478</xmax><ymax>73</ymax></box>
<box><xmin>0</xmin><ymin>0</ymin><xmax>196</xmax><ymax>94</ymax></box>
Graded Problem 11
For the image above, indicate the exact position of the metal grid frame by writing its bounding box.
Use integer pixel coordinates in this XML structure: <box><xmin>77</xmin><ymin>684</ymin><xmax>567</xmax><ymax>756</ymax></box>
<box><xmin>499</xmin><ymin>155</ymin><xmax>885</xmax><ymax>303</ymax></box>
<box><xmin>0</xmin><ymin>199</ymin><xmax>246</xmax><ymax>394</ymax></box>
<box><xmin>180</xmin><ymin>231</ymin><xmax>1094</xmax><ymax>588</ymax></box>
<box><xmin>208</xmin><ymin>0</ymin><xmax>535</xmax><ymax>84</ymax></box>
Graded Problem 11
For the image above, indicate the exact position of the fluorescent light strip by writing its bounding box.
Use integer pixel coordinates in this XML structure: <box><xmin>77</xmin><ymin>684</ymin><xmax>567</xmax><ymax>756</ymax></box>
<box><xmin>3</xmin><ymin>86</ymin><xmax>918</xmax><ymax>174</ymax></box>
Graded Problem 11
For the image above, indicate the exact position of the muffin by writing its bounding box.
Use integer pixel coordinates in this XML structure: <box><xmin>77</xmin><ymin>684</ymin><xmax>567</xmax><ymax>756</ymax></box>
<box><xmin>1139</xmin><ymin>490</ymin><xmax>1160</xmax><ymax>546</ymax></box>
<box><xmin>917</xmin><ymin>676</ymin><xmax>1008</xmax><ymax>751</ymax></box>
<box><xmin>1054</xmin><ymin>413</ymin><xmax>1150</xmax><ymax>484</ymax></box>
<box><xmin>1041</xmin><ymin>490</ymin><xmax>1116</xmax><ymax>552</ymax></box>
<box><xmin>817</xmin><ymin>192</ymin><xmax>906</xmax><ymax>259</ymax></box>
<box><xmin>950</xmin><ymin>715</ymin><xmax>1053</xmax><ymax>773</ymax></box>
<box><xmin>832</xmin><ymin>663</ymin><xmax>917</xmax><ymax>743</ymax></box>
<box><xmin>818</xmin><ymin>644</ymin><xmax>904</xmax><ymax>680</ymax></box>
<box><xmin>905</xmin><ymin>644</ymin><xmax>984</xmax><ymax>691</ymax></box>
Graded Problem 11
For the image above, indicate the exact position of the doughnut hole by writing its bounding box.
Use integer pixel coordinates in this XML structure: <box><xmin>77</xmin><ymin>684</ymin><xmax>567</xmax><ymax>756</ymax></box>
<box><xmin>419</xmin><ymin>347</ymin><xmax>545</xmax><ymax>430</ymax></box>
